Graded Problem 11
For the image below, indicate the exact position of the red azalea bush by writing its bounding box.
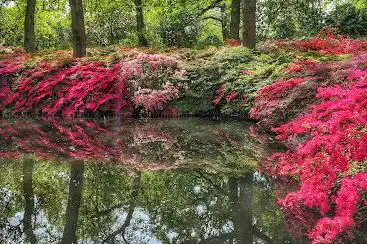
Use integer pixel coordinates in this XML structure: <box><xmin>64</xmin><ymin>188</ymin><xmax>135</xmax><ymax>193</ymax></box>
<box><xmin>259</xmin><ymin>28</ymin><xmax>367</xmax><ymax>55</ymax></box>
<box><xmin>251</xmin><ymin>30</ymin><xmax>367</xmax><ymax>242</ymax></box>
<box><xmin>292</xmin><ymin>28</ymin><xmax>367</xmax><ymax>55</ymax></box>
<box><xmin>0</xmin><ymin>52</ymin><xmax>29</xmax><ymax>110</ymax></box>
<box><xmin>252</xmin><ymin>47</ymin><xmax>367</xmax><ymax>241</ymax></box>
<box><xmin>3</xmin><ymin>61</ymin><xmax>129</xmax><ymax>116</ymax></box>
<box><xmin>212</xmin><ymin>84</ymin><xmax>242</xmax><ymax>105</ymax></box>
<box><xmin>250</xmin><ymin>54</ymin><xmax>367</xmax><ymax>127</ymax></box>
<box><xmin>0</xmin><ymin>52</ymin><xmax>185</xmax><ymax>116</ymax></box>
<box><xmin>224</xmin><ymin>39</ymin><xmax>241</xmax><ymax>47</ymax></box>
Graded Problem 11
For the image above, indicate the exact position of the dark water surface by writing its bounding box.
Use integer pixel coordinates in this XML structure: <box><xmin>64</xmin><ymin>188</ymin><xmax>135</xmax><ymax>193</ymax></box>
<box><xmin>0</xmin><ymin>118</ymin><xmax>300</xmax><ymax>243</ymax></box>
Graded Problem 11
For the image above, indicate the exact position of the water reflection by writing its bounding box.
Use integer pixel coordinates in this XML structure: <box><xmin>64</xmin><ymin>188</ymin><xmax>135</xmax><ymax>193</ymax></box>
<box><xmin>22</xmin><ymin>157</ymin><xmax>37</xmax><ymax>244</ymax></box>
<box><xmin>0</xmin><ymin>118</ymin><xmax>298</xmax><ymax>243</ymax></box>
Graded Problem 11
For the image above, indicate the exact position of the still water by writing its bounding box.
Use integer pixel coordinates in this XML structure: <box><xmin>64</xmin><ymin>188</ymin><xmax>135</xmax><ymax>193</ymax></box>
<box><xmin>0</xmin><ymin>118</ymin><xmax>300</xmax><ymax>243</ymax></box>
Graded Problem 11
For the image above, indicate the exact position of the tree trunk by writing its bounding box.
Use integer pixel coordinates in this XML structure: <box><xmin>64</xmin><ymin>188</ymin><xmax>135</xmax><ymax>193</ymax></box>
<box><xmin>24</xmin><ymin>0</ymin><xmax>36</xmax><ymax>53</ymax></box>
<box><xmin>242</xmin><ymin>0</ymin><xmax>256</xmax><ymax>48</ymax></box>
<box><xmin>69</xmin><ymin>0</ymin><xmax>86</xmax><ymax>57</ymax></box>
<box><xmin>221</xmin><ymin>4</ymin><xmax>229</xmax><ymax>40</ymax></box>
<box><xmin>135</xmin><ymin>0</ymin><xmax>148</xmax><ymax>47</ymax></box>
<box><xmin>229</xmin><ymin>0</ymin><xmax>240</xmax><ymax>40</ymax></box>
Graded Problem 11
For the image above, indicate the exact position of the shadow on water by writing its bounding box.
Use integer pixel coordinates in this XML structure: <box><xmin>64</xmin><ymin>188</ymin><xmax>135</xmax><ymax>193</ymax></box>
<box><xmin>0</xmin><ymin>118</ymin><xmax>315</xmax><ymax>243</ymax></box>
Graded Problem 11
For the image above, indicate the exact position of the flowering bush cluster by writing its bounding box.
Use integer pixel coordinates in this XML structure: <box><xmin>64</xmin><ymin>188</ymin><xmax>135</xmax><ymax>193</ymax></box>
<box><xmin>251</xmin><ymin>42</ymin><xmax>367</xmax><ymax>241</ymax></box>
<box><xmin>0</xmin><ymin>51</ymin><xmax>185</xmax><ymax>116</ymax></box>
<box><xmin>250</xmin><ymin>54</ymin><xmax>367</xmax><ymax>127</ymax></box>
<box><xmin>0</xmin><ymin>51</ymin><xmax>29</xmax><ymax>111</ymax></box>
<box><xmin>291</xmin><ymin>28</ymin><xmax>367</xmax><ymax>55</ymax></box>
<box><xmin>224</xmin><ymin>39</ymin><xmax>241</xmax><ymax>47</ymax></box>
<box><xmin>133</xmin><ymin>82</ymin><xmax>181</xmax><ymax>113</ymax></box>
<box><xmin>258</xmin><ymin>28</ymin><xmax>367</xmax><ymax>55</ymax></box>
<box><xmin>212</xmin><ymin>83</ymin><xmax>245</xmax><ymax>107</ymax></box>
<box><xmin>3</xmin><ymin>61</ymin><xmax>129</xmax><ymax>116</ymax></box>
<box><xmin>273</xmin><ymin>73</ymin><xmax>366</xmax><ymax>241</ymax></box>
<box><xmin>309</xmin><ymin>173</ymin><xmax>367</xmax><ymax>243</ymax></box>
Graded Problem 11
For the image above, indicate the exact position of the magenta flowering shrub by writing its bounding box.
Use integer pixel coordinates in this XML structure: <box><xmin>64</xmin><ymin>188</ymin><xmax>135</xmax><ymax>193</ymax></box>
<box><xmin>291</xmin><ymin>29</ymin><xmax>367</xmax><ymax>55</ymax></box>
<box><xmin>309</xmin><ymin>173</ymin><xmax>367</xmax><ymax>243</ymax></box>
<box><xmin>250</xmin><ymin>54</ymin><xmax>367</xmax><ymax>127</ymax></box>
<box><xmin>252</xmin><ymin>52</ymin><xmax>367</xmax><ymax>242</ymax></box>
<box><xmin>259</xmin><ymin>28</ymin><xmax>367</xmax><ymax>55</ymax></box>
<box><xmin>0</xmin><ymin>53</ymin><xmax>28</xmax><ymax>110</ymax></box>
<box><xmin>0</xmin><ymin>51</ymin><xmax>185</xmax><ymax>116</ymax></box>
<box><xmin>3</xmin><ymin>61</ymin><xmax>129</xmax><ymax>116</ymax></box>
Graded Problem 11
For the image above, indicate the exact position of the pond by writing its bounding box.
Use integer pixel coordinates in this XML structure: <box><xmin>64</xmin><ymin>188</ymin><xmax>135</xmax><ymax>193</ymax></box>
<box><xmin>0</xmin><ymin>118</ymin><xmax>302</xmax><ymax>243</ymax></box>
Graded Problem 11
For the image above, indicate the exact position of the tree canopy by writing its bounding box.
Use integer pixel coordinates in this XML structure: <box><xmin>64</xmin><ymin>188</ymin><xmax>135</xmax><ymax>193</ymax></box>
<box><xmin>1</xmin><ymin>0</ymin><xmax>366</xmax><ymax>54</ymax></box>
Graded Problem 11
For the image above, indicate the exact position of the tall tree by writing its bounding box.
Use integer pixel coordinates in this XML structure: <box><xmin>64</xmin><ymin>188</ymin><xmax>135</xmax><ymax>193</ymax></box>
<box><xmin>229</xmin><ymin>0</ymin><xmax>241</xmax><ymax>40</ymax></box>
<box><xmin>221</xmin><ymin>4</ymin><xmax>230</xmax><ymax>40</ymax></box>
<box><xmin>135</xmin><ymin>0</ymin><xmax>148</xmax><ymax>47</ymax></box>
<box><xmin>24</xmin><ymin>0</ymin><xmax>36</xmax><ymax>53</ymax></box>
<box><xmin>69</xmin><ymin>0</ymin><xmax>86</xmax><ymax>57</ymax></box>
<box><xmin>242</xmin><ymin>0</ymin><xmax>256</xmax><ymax>48</ymax></box>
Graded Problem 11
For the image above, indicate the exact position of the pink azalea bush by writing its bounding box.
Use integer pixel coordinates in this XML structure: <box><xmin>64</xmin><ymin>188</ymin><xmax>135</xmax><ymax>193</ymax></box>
<box><xmin>272</xmin><ymin>74</ymin><xmax>367</xmax><ymax>242</ymax></box>
<box><xmin>133</xmin><ymin>82</ymin><xmax>182</xmax><ymax>112</ymax></box>
<box><xmin>250</xmin><ymin>54</ymin><xmax>367</xmax><ymax>127</ymax></box>
<box><xmin>251</xmin><ymin>32</ymin><xmax>367</xmax><ymax>242</ymax></box>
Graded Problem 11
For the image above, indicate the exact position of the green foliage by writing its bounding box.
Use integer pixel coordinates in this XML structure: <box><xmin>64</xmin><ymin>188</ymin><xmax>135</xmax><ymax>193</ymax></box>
<box><xmin>196</xmin><ymin>35</ymin><xmax>223</xmax><ymax>49</ymax></box>
<box><xmin>257</xmin><ymin>0</ymin><xmax>324</xmax><ymax>40</ymax></box>
<box><xmin>176</xmin><ymin>47</ymin><xmax>297</xmax><ymax>115</ymax></box>
<box><xmin>158</xmin><ymin>9</ymin><xmax>199</xmax><ymax>48</ymax></box>
<box><xmin>2</xmin><ymin>0</ymin><xmax>366</xmax><ymax>50</ymax></box>
<box><xmin>0</xmin><ymin>0</ymin><xmax>70</xmax><ymax>49</ymax></box>
<box><xmin>326</xmin><ymin>3</ymin><xmax>367</xmax><ymax>36</ymax></box>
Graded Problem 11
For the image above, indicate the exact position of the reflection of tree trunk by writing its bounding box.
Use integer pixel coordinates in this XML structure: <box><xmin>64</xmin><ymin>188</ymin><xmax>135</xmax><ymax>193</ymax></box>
<box><xmin>103</xmin><ymin>171</ymin><xmax>141</xmax><ymax>243</ymax></box>
<box><xmin>229</xmin><ymin>175</ymin><xmax>273</xmax><ymax>244</ymax></box>
<box><xmin>200</xmin><ymin>232</ymin><xmax>233</xmax><ymax>243</ymax></box>
<box><xmin>61</xmin><ymin>160</ymin><xmax>85</xmax><ymax>244</ymax></box>
<box><xmin>229</xmin><ymin>175</ymin><xmax>253</xmax><ymax>243</ymax></box>
<box><xmin>23</xmin><ymin>157</ymin><xmax>37</xmax><ymax>244</ymax></box>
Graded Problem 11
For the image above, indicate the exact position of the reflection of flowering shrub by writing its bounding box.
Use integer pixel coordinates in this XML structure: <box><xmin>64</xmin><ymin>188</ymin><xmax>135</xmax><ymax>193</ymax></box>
<box><xmin>0</xmin><ymin>119</ymin><xmax>124</xmax><ymax>161</ymax></box>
